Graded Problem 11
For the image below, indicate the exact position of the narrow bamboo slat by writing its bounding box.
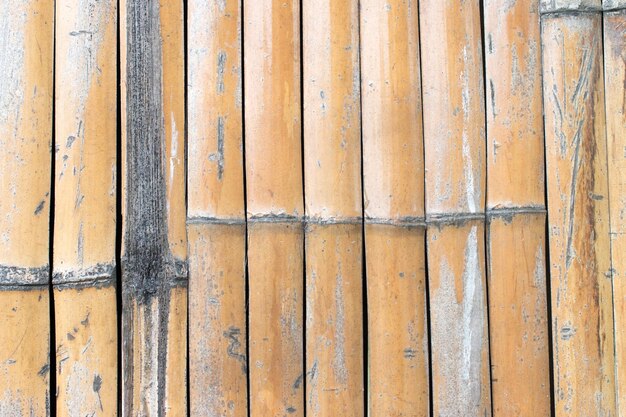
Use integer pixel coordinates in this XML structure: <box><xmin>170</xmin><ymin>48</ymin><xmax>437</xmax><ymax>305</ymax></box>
<box><xmin>419</xmin><ymin>0</ymin><xmax>490</xmax><ymax>415</ymax></box>
<box><xmin>53</xmin><ymin>1</ymin><xmax>117</xmax><ymax>415</ymax></box>
<box><xmin>187</xmin><ymin>0</ymin><xmax>247</xmax><ymax>415</ymax></box>
<box><xmin>360</xmin><ymin>1</ymin><xmax>429</xmax><ymax>415</ymax></box>
<box><xmin>244</xmin><ymin>0</ymin><xmax>304</xmax><ymax>415</ymax></box>
<box><xmin>541</xmin><ymin>11</ymin><xmax>615</xmax><ymax>416</ymax></box>
<box><xmin>604</xmin><ymin>6</ymin><xmax>626</xmax><ymax>415</ymax></box>
<box><xmin>0</xmin><ymin>0</ymin><xmax>53</xmax><ymax>414</ymax></box>
<box><xmin>303</xmin><ymin>0</ymin><xmax>363</xmax><ymax>415</ymax></box>
<box><xmin>120</xmin><ymin>0</ymin><xmax>187</xmax><ymax>415</ymax></box>
<box><xmin>483</xmin><ymin>1</ymin><xmax>551</xmax><ymax>415</ymax></box>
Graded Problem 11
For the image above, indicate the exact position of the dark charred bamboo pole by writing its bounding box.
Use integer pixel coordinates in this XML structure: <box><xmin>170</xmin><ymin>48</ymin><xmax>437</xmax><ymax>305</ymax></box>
<box><xmin>303</xmin><ymin>0</ymin><xmax>363</xmax><ymax>415</ymax></box>
<box><xmin>187</xmin><ymin>0</ymin><xmax>247</xmax><ymax>415</ymax></box>
<box><xmin>483</xmin><ymin>0</ymin><xmax>551</xmax><ymax>415</ymax></box>
<box><xmin>541</xmin><ymin>2</ymin><xmax>616</xmax><ymax>415</ymax></box>
<box><xmin>419</xmin><ymin>0</ymin><xmax>491</xmax><ymax>415</ymax></box>
<box><xmin>0</xmin><ymin>0</ymin><xmax>53</xmax><ymax>414</ymax></box>
<box><xmin>244</xmin><ymin>0</ymin><xmax>304</xmax><ymax>415</ymax></box>
<box><xmin>360</xmin><ymin>1</ymin><xmax>430</xmax><ymax>415</ymax></box>
<box><xmin>120</xmin><ymin>0</ymin><xmax>187</xmax><ymax>415</ymax></box>
<box><xmin>53</xmin><ymin>0</ymin><xmax>118</xmax><ymax>414</ymax></box>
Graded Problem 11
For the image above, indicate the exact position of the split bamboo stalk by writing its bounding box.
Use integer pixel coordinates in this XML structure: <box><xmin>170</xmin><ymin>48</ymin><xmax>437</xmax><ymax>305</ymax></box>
<box><xmin>0</xmin><ymin>0</ymin><xmax>53</xmax><ymax>414</ymax></box>
<box><xmin>419</xmin><ymin>0</ymin><xmax>490</xmax><ymax>415</ymax></box>
<box><xmin>303</xmin><ymin>0</ymin><xmax>363</xmax><ymax>415</ymax></box>
<box><xmin>603</xmin><ymin>5</ymin><xmax>626</xmax><ymax>414</ymax></box>
<box><xmin>360</xmin><ymin>1</ymin><xmax>429</xmax><ymax>415</ymax></box>
<box><xmin>187</xmin><ymin>0</ymin><xmax>247</xmax><ymax>415</ymax></box>
<box><xmin>120</xmin><ymin>0</ymin><xmax>187</xmax><ymax>415</ymax></box>
<box><xmin>541</xmin><ymin>8</ymin><xmax>616</xmax><ymax>415</ymax></box>
<box><xmin>53</xmin><ymin>1</ymin><xmax>118</xmax><ymax>415</ymax></box>
<box><xmin>483</xmin><ymin>0</ymin><xmax>551</xmax><ymax>414</ymax></box>
<box><xmin>244</xmin><ymin>0</ymin><xmax>304</xmax><ymax>415</ymax></box>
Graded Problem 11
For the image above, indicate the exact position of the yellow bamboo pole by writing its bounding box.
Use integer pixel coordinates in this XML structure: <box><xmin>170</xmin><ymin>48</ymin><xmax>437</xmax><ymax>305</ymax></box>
<box><xmin>360</xmin><ymin>1</ymin><xmax>429</xmax><ymax>415</ymax></box>
<box><xmin>244</xmin><ymin>0</ymin><xmax>304</xmax><ymax>415</ymax></box>
<box><xmin>483</xmin><ymin>0</ymin><xmax>551</xmax><ymax>414</ymax></box>
<box><xmin>53</xmin><ymin>1</ymin><xmax>118</xmax><ymax>415</ymax></box>
<box><xmin>603</xmin><ymin>3</ymin><xmax>626</xmax><ymax>414</ymax></box>
<box><xmin>120</xmin><ymin>0</ymin><xmax>187</xmax><ymax>415</ymax></box>
<box><xmin>0</xmin><ymin>0</ymin><xmax>53</xmax><ymax>414</ymax></box>
<box><xmin>303</xmin><ymin>0</ymin><xmax>363</xmax><ymax>415</ymax></box>
<box><xmin>187</xmin><ymin>0</ymin><xmax>247</xmax><ymax>415</ymax></box>
<box><xmin>541</xmin><ymin>5</ymin><xmax>616</xmax><ymax>415</ymax></box>
<box><xmin>419</xmin><ymin>0</ymin><xmax>490</xmax><ymax>415</ymax></box>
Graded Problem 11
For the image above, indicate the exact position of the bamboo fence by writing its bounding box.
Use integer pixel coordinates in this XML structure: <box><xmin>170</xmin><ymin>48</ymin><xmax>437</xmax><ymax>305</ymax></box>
<box><xmin>1</xmin><ymin>0</ymin><xmax>625</xmax><ymax>416</ymax></box>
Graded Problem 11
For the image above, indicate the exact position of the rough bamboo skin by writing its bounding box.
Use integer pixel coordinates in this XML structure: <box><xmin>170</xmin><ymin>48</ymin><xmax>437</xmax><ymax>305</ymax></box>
<box><xmin>53</xmin><ymin>1</ymin><xmax>117</xmax><ymax>415</ymax></box>
<box><xmin>120</xmin><ymin>0</ymin><xmax>187</xmax><ymax>415</ymax></box>
<box><xmin>483</xmin><ymin>0</ymin><xmax>551</xmax><ymax>414</ymax></box>
<box><xmin>541</xmin><ymin>0</ymin><xmax>602</xmax><ymax>12</ymax></box>
<box><xmin>419</xmin><ymin>1</ymin><xmax>490</xmax><ymax>415</ymax></box>
<box><xmin>360</xmin><ymin>1</ymin><xmax>429</xmax><ymax>415</ymax></box>
<box><xmin>244</xmin><ymin>0</ymin><xmax>304</xmax><ymax>415</ymax></box>
<box><xmin>604</xmin><ymin>7</ymin><xmax>626</xmax><ymax>415</ymax></box>
<box><xmin>0</xmin><ymin>0</ymin><xmax>53</xmax><ymax>414</ymax></box>
<box><xmin>604</xmin><ymin>0</ymin><xmax>626</xmax><ymax>8</ymax></box>
<box><xmin>542</xmin><ymin>12</ymin><xmax>616</xmax><ymax>416</ymax></box>
<box><xmin>187</xmin><ymin>0</ymin><xmax>247</xmax><ymax>415</ymax></box>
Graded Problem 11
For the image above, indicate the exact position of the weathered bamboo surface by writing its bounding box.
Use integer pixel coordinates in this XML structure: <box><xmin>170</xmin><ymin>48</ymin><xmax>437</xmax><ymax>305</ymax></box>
<box><xmin>3</xmin><ymin>1</ymin><xmax>626</xmax><ymax>415</ymax></box>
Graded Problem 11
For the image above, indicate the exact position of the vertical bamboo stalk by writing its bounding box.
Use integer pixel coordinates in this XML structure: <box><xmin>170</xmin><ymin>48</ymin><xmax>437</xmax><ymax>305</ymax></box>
<box><xmin>483</xmin><ymin>0</ymin><xmax>551</xmax><ymax>414</ymax></box>
<box><xmin>419</xmin><ymin>0</ymin><xmax>490</xmax><ymax>415</ymax></box>
<box><xmin>360</xmin><ymin>1</ymin><xmax>429</xmax><ymax>415</ymax></box>
<box><xmin>120</xmin><ymin>0</ymin><xmax>187</xmax><ymax>415</ymax></box>
<box><xmin>244</xmin><ymin>0</ymin><xmax>304</xmax><ymax>415</ymax></box>
<box><xmin>187</xmin><ymin>0</ymin><xmax>247</xmax><ymax>415</ymax></box>
<box><xmin>53</xmin><ymin>1</ymin><xmax>118</xmax><ymax>415</ymax></box>
<box><xmin>604</xmin><ymin>4</ymin><xmax>626</xmax><ymax>414</ymax></box>
<box><xmin>303</xmin><ymin>0</ymin><xmax>363</xmax><ymax>415</ymax></box>
<box><xmin>541</xmin><ymin>8</ymin><xmax>615</xmax><ymax>415</ymax></box>
<box><xmin>0</xmin><ymin>0</ymin><xmax>53</xmax><ymax>414</ymax></box>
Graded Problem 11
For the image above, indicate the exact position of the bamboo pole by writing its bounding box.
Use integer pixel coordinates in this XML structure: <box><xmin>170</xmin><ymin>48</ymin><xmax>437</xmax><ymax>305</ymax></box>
<box><xmin>483</xmin><ymin>0</ymin><xmax>551</xmax><ymax>414</ymax></box>
<box><xmin>303</xmin><ymin>0</ymin><xmax>363</xmax><ymax>415</ymax></box>
<box><xmin>603</xmin><ymin>4</ymin><xmax>626</xmax><ymax>414</ymax></box>
<box><xmin>360</xmin><ymin>1</ymin><xmax>429</xmax><ymax>415</ymax></box>
<box><xmin>120</xmin><ymin>0</ymin><xmax>187</xmax><ymax>415</ymax></box>
<box><xmin>243</xmin><ymin>0</ymin><xmax>304</xmax><ymax>415</ymax></box>
<box><xmin>419</xmin><ymin>0</ymin><xmax>490</xmax><ymax>415</ymax></box>
<box><xmin>187</xmin><ymin>0</ymin><xmax>247</xmax><ymax>415</ymax></box>
<box><xmin>53</xmin><ymin>1</ymin><xmax>118</xmax><ymax>415</ymax></box>
<box><xmin>541</xmin><ymin>7</ymin><xmax>616</xmax><ymax>415</ymax></box>
<box><xmin>0</xmin><ymin>0</ymin><xmax>53</xmax><ymax>414</ymax></box>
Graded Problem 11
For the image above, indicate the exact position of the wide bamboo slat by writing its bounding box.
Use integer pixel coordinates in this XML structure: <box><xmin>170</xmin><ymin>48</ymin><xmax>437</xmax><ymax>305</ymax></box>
<box><xmin>120</xmin><ymin>0</ymin><xmax>187</xmax><ymax>415</ymax></box>
<box><xmin>303</xmin><ymin>0</ymin><xmax>363</xmax><ymax>415</ymax></box>
<box><xmin>187</xmin><ymin>0</ymin><xmax>247</xmax><ymax>415</ymax></box>
<box><xmin>360</xmin><ymin>1</ymin><xmax>429</xmax><ymax>415</ymax></box>
<box><xmin>604</xmin><ymin>5</ymin><xmax>626</xmax><ymax>415</ymax></box>
<box><xmin>419</xmin><ymin>0</ymin><xmax>490</xmax><ymax>415</ymax></box>
<box><xmin>541</xmin><ymin>10</ymin><xmax>615</xmax><ymax>416</ymax></box>
<box><xmin>0</xmin><ymin>0</ymin><xmax>53</xmax><ymax>414</ymax></box>
<box><xmin>53</xmin><ymin>1</ymin><xmax>117</xmax><ymax>415</ymax></box>
<box><xmin>483</xmin><ymin>0</ymin><xmax>551</xmax><ymax>415</ymax></box>
<box><xmin>244</xmin><ymin>0</ymin><xmax>304</xmax><ymax>415</ymax></box>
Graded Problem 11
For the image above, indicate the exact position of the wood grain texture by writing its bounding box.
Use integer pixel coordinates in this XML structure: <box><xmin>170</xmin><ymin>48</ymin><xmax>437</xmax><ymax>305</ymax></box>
<box><xmin>53</xmin><ymin>1</ymin><xmax>117</xmax><ymax>414</ymax></box>
<box><xmin>428</xmin><ymin>221</ymin><xmax>491</xmax><ymax>417</ymax></box>
<box><xmin>120</xmin><ymin>0</ymin><xmax>187</xmax><ymax>415</ymax></box>
<box><xmin>360</xmin><ymin>0</ymin><xmax>424</xmax><ymax>221</ymax></box>
<box><xmin>0</xmin><ymin>0</ymin><xmax>53</xmax><ymax>414</ymax></box>
<box><xmin>248</xmin><ymin>222</ymin><xmax>304</xmax><ymax>417</ymax></box>
<box><xmin>542</xmin><ymin>12</ymin><xmax>615</xmax><ymax>416</ymax></box>
<box><xmin>604</xmin><ymin>8</ymin><xmax>626</xmax><ymax>415</ymax></box>
<box><xmin>487</xmin><ymin>213</ymin><xmax>551</xmax><ymax>416</ymax></box>
<box><xmin>420</xmin><ymin>0</ymin><xmax>485</xmax><ymax>216</ymax></box>
<box><xmin>484</xmin><ymin>0</ymin><xmax>544</xmax><ymax>209</ymax></box>
<box><xmin>366</xmin><ymin>224</ymin><xmax>429</xmax><ymax>417</ymax></box>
